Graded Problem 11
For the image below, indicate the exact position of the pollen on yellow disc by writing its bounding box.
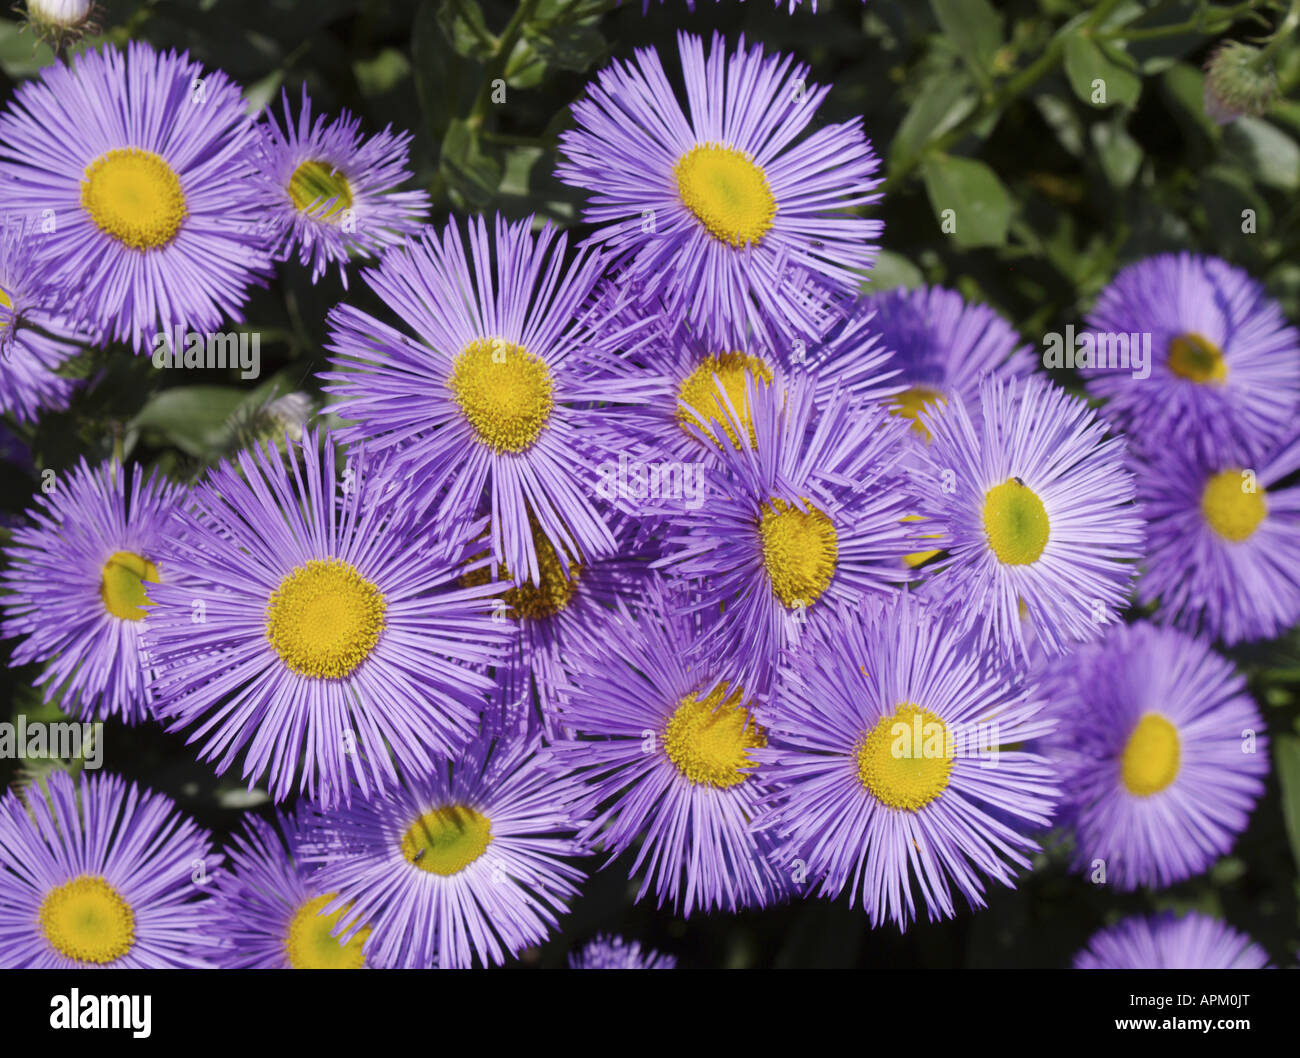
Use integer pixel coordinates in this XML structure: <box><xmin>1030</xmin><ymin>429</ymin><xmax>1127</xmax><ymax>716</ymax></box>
<box><xmin>449</xmin><ymin>338</ymin><xmax>555</xmax><ymax>453</ymax></box>
<box><xmin>288</xmin><ymin>160</ymin><xmax>354</xmax><ymax>221</ymax></box>
<box><xmin>100</xmin><ymin>550</ymin><xmax>161</xmax><ymax>621</ymax></box>
<box><xmin>889</xmin><ymin>386</ymin><xmax>946</xmax><ymax>442</ymax></box>
<box><xmin>856</xmin><ymin>704</ymin><xmax>955</xmax><ymax>811</ymax></box>
<box><xmin>265</xmin><ymin>558</ymin><xmax>387</xmax><ymax>679</ymax></box>
<box><xmin>674</xmin><ymin>143</ymin><xmax>777</xmax><ymax>248</ymax></box>
<box><xmin>676</xmin><ymin>351</ymin><xmax>775</xmax><ymax>448</ymax></box>
<box><xmin>1120</xmin><ymin>713</ymin><xmax>1181</xmax><ymax>797</ymax></box>
<box><xmin>982</xmin><ymin>477</ymin><xmax>1050</xmax><ymax>565</ymax></box>
<box><xmin>39</xmin><ymin>875</ymin><xmax>135</xmax><ymax>964</ymax></box>
<box><xmin>81</xmin><ymin>148</ymin><xmax>187</xmax><ymax>251</ymax></box>
<box><xmin>1168</xmin><ymin>332</ymin><xmax>1227</xmax><ymax>384</ymax></box>
<box><xmin>0</xmin><ymin>285</ymin><xmax>12</xmax><ymax>317</ymax></box>
<box><xmin>401</xmin><ymin>805</ymin><xmax>492</xmax><ymax>876</ymax></box>
<box><xmin>759</xmin><ymin>497</ymin><xmax>839</xmax><ymax>608</ymax></box>
<box><xmin>663</xmin><ymin>682</ymin><xmax>766</xmax><ymax>788</ymax></box>
<box><xmin>1201</xmin><ymin>468</ymin><xmax>1268</xmax><ymax>542</ymax></box>
<box><xmin>285</xmin><ymin>893</ymin><xmax>369</xmax><ymax>969</ymax></box>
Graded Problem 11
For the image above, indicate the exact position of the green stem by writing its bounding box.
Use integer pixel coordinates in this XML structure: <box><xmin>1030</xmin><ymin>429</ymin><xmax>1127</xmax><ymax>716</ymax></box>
<box><xmin>468</xmin><ymin>0</ymin><xmax>542</xmax><ymax>129</ymax></box>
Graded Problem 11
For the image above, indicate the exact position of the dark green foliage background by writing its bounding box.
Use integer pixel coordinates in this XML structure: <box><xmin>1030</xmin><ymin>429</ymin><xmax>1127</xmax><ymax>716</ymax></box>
<box><xmin>1</xmin><ymin>0</ymin><xmax>1299</xmax><ymax>968</ymax></box>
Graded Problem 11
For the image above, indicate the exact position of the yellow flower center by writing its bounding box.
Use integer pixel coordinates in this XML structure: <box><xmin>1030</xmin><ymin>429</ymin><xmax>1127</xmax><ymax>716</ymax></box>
<box><xmin>889</xmin><ymin>386</ymin><xmax>946</xmax><ymax>442</ymax></box>
<box><xmin>1120</xmin><ymin>713</ymin><xmax>1181</xmax><ymax>797</ymax></box>
<box><xmin>857</xmin><ymin>704</ymin><xmax>955</xmax><ymax>812</ymax></box>
<box><xmin>100</xmin><ymin>550</ymin><xmax>160</xmax><ymax>621</ymax></box>
<box><xmin>81</xmin><ymin>148</ymin><xmax>187</xmax><ymax>251</ymax></box>
<box><xmin>400</xmin><ymin>805</ymin><xmax>493</xmax><ymax>876</ymax></box>
<box><xmin>676</xmin><ymin>352</ymin><xmax>775</xmax><ymax>448</ymax></box>
<box><xmin>663</xmin><ymin>682</ymin><xmax>766</xmax><ymax>788</ymax></box>
<box><xmin>449</xmin><ymin>338</ymin><xmax>555</xmax><ymax>453</ymax></box>
<box><xmin>285</xmin><ymin>893</ymin><xmax>369</xmax><ymax>969</ymax></box>
<box><xmin>901</xmin><ymin>513</ymin><xmax>944</xmax><ymax>568</ymax></box>
<box><xmin>39</xmin><ymin>875</ymin><xmax>135</xmax><ymax>964</ymax></box>
<box><xmin>982</xmin><ymin>477</ymin><xmax>1050</xmax><ymax>565</ymax></box>
<box><xmin>1168</xmin><ymin>332</ymin><xmax>1227</xmax><ymax>384</ymax></box>
<box><xmin>0</xmin><ymin>285</ymin><xmax>12</xmax><ymax>324</ymax></box>
<box><xmin>288</xmin><ymin>160</ymin><xmax>354</xmax><ymax>221</ymax></box>
<box><xmin>1201</xmin><ymin>468</ymin><xmax>1268</xmax><ymax>542</ymax></box>
<box><xmin>462</xmin><ymin>519</ymin><xmax>582</xmax><ymax>621</ymax></box>
<box><xmin>265</xmin><ymin>558</ymin><xmax>387</xmax><ymax>679</ymax></box>
<box><xmin>674</xmin><ymin>143</ymin><xmax>777</xmax><ymax>248</ymax></box>
<box><xmin>759</xmin><ymin>497</ymin><xmax>838</xmax><ymax>608</ymax></box>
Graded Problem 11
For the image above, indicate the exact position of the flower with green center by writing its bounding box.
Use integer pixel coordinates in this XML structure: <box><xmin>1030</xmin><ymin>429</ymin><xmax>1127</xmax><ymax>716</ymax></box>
<box><xmin>1039</xmin><ymin>621</ymin><xmax>1267</xmax><ymax>891</ymax></box>
<box><xmin>0</xmin><ymin>771</ymin><xmax>220</xmax><ymax>968</ymax></box>
<box><xmin>285</xmin><ymin>894</ymin><xmax>370</xmax><ymax>970</ymax></box>
<box><xmin>981</xmin><ymin>478</ymin><xmax>1050</xmax><ymax>566</ymax></box>
<box><xmin>99</xmin><ymin>550</ymin><xmax>160</xmax><ymax>622</ymax></box>
<box><xmin>253</xmin><ymin>86</ymin><xmax>429</xmax><ymax>283</ymax></box>
<box><xmin>299</xmin><ymin>733</ymin><xmax>590</xmax><ymax>968</ymax></box>
<box><xmin>1</xmin><ymin>460</ymin><xmax>181</xmax><ymax>723</ymax></box>
<box><xmin>1168</xmin><ymin>332</ymin><xmax>1227</xmax><ymax>384</ymax></box>
<box><xmin>673</xmin><ymin>143</ymin><xmax>776</xmax><ymax>248</ymax></box>
<box><xmin>557</xmin><ymin>31</ymin><xmax>883</xmax><ymax>347</ymax></box>
<box><xmin>914</xmin><ymin>374</ymin><xmax>1142</xmax><ymax>663</ymax></box>
<box><xmin>145</xmin><ymin>428</ymin><xmax>511</xmax><ymax>806</ymax></box>
<box><xmin>550</xmin><ymin>581</ymin><xmax>790</xmax><ymax>914</ymax></box>
<box><xmin>0</xmin><ymin>41</ymin><xmax>272</xmax><ymax>351</ymax></box>
<box><xmin>1137</xmin><ymin>428</ymin><xmax>1300</xmax><ymax>644</ymax></box>
<box><xmin>758</xmin><ymin>595</ymin><xmax>1057</xmax><ymax>929</ymax></box>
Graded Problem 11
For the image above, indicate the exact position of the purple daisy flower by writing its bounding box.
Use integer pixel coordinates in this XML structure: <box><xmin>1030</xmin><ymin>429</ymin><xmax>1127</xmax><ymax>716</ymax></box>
<box><xmin>1136</xmin><ymin>426</ymin><xmax>1300</xmax><ymax>644</ymax></box>
<box><xmin>912</xmin><ymin>374</ymin><xmax>1144</xmax><ymax>664</ymax></box>
<box><xmin>323</xmin><ymin>213</ymin><xmax>653</xmax><ymax>586</ymax></box>
<box><xmin>863</xmin><ymin>285</ymin><xmax>1037</xmax><ymax>444</ymax></box>
<box><xmin>1082</xmin><ymin>253</ymin><xmax>1300</xmax><ymax>458</ymax></box>
<box><xmin>251</xmin><ymin>86</ymin><xmax>429</xmax><ymax>286</ymax></box>
<box><xmin>1</xmin><ymin>459</ymin><xmax>183</xmax><ymax>723</ymax></box>
<box><xmin>1038</xmin><ymin>621</ymin><xmax>1267</xmax><ymax>891</ymax></box>
<box><xmin>656</xmin><ymin>375</ymin><xmax>915</xmax><ymax>693</ymax></box>
<box><xmin>551</xmin><ymin>580</ymin><xmax>789</xmax><ymax>916</ymax></box>
<box><xmin>0</xmin><ymin>771</ymin><xmax>221</xmax><ymax>968</ymax></box>
<box><xmin>569</xmin><ymin>933</ymin><xmax>676</xmax><ymax>969</ymax></box>
<box><xmin>556</xmin><ymin>31</ymin><xmax>882</xmax><ymax>347</ymax></box>
<box><xmin>299</xmin><ymin>732</ymin><xmax>590</xmax><ymax>969</ymax></box>
<box><xmin>756</xmin><ymin>595</ymin><xmax>1058</xmax><ymax>930</ymax></box>
<box><xmin>0</xmin><ymin>42</ymin><xmax>271</xmax><ymax>352</ymax></box>
<box><xmin>0</xmin><ymin>220</ymin><xmax>91</xmax><ymax>422</ymax></box>
<box><xmin>211</xmin><ymin>810</ymin><xmax>373</xmax><ymax>969</ymax></box>
<box><xmin>144</xmin><ymin>429</ymin><xmax>511</xmax><ymax>806</ymax></box>
<box><xmin>1074</xmin><ymin>912</ymin><xmax>1270</xmax><ymax>969</ymax></box>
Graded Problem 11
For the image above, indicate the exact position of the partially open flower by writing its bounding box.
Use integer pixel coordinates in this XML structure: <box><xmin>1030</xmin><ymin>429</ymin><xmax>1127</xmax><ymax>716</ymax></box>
<box><xmin>23</xmin><ymin>0</ymin><xmax>98</xmax><ymax>50</ymax></box>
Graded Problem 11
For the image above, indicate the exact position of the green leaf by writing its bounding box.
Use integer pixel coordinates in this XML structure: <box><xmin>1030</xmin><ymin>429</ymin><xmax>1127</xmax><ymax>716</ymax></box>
<box><xmin>864</xmin><ymin>250</ymin><xmax>924</xmax><ymax>293</ymax></box>
<box><xmin>130</xmin><ymin>387</ymin><xmax>251</xmax><ymax>458</ymax></box>
<box><xmin>920</xmin><ymin>154</ymin><xmax>1013</xmax><ymax>248</ymax></box>
<box><xmin>439</xmin><ymin>118</ymin><xmax>502</xmax><ymax>207</ymax></box>
<box><xmin>890</xmin><ymin>71</ymin><xmax>978</xmax><ymax>172</ymax></box>
<box><xmin>1090</xmin><ymin>120</ymin><xmax>1142</xmax><ymax>188</ymax></box>
<box><xmin>0</xmin><ymin>18</ymin><xmax>56</xmax><ymax>79</ymax></box>
<box><xmin>524</xmin><ymin>21</ymin><xmax>607</xmax><ymax>74</ymax></box>
<box><xmin>1274</xmin><ymin>735</ymin><xmax>1300</xmax><ymax>874</ymax></box>
<box><xmin>1224</xmin><ymin>117</ymin><xmax>1300</xmax><ymax>192</ymax></box>
<box><xmin>929</xmin><ymin>0</ymin><xmax>1003</xmax><ymax>90</ymax></box>
<box><xmin>437</xmin><ymin>0</ymin><xmax>494</xmax><ymax>61</ymax></box>
<box><xmin>1063</xmin><ymin>33</ymin><xmax>1140</xmax><ymax>108</ymax></box>
<box><xmin>352</xmin><ymin>47</ymin><xmax>411</xmax><ymax>97</ymax></box>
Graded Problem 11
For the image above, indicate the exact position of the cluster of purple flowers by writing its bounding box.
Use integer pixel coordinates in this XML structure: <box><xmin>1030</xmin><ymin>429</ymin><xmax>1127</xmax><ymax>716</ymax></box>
<box><xmin>0</xmin><ymin>29</ymin><xmax>1291</xmax><ymax>970</ymax></box>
